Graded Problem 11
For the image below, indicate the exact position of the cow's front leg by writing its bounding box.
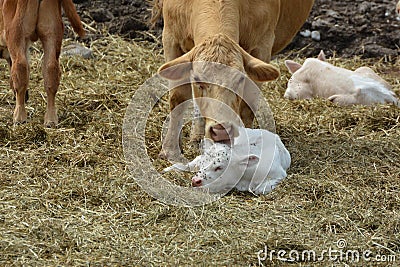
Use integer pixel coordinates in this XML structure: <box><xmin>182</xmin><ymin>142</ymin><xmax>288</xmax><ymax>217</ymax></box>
<box><xmin>240</xmin><ymin>80</ymin><xmax>262</xmax><ymax>128</ymax></box>
<box><xmin>190</xmin><ymin>103</ymin><xmax>205</xmax><ymax>143</ymax></box>
<box><xmin>159</xmin><ymin>84</ymin><xmax>192</xmax><ymax>161</ymax></box>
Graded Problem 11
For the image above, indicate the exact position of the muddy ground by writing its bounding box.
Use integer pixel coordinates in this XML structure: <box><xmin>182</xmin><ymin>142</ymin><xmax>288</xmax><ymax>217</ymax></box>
<box><xmin>73</xmin><ymin>0</ymin><xmax>400</xmax><ymax>59</ymax></box>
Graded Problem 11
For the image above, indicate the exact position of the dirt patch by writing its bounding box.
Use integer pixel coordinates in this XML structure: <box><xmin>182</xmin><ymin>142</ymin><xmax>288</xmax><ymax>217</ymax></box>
<box><xmin>73</xmin><ymin>0</ymin><xmax>400</xmax><ymax>58</ymax></box>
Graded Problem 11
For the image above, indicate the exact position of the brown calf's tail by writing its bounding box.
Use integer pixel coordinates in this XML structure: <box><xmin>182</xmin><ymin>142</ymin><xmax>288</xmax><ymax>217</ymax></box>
<box><xmin>149</xmin><ymin>0</ymin><xmax>163</xmax><ymax>29</ymax></box>
<box><xmin>61</xmin><ymin>0</ymin><xmax>85</xmax><ymax>37</ymax></box>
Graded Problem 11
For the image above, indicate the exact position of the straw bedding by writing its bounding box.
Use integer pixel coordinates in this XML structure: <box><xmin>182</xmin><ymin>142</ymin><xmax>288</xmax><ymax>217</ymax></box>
<box><xmin>0</xmin><ymin>35</ymin><xmax>399</xmax><ymax>265</ymax></box>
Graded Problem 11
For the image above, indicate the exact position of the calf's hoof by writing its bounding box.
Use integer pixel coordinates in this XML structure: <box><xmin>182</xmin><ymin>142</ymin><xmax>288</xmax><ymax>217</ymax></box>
<box><xmin>44</xmin><ymin>121</ymin><xmax>58</xmax><ymax>128</ymax></box>
<box><xmin>13</xmin><ymin>107</ymin><xmax>27</xmax><ymax>124</ymax></box>
<box><xmin>44</xmin><ymin>112</ymin><xmax>58</xmax><ymax>128</ymax></box>
<box><xmin>13</xmin><ymin>121</ymin><xmax>27</xmax><ymax>126</ymax></box>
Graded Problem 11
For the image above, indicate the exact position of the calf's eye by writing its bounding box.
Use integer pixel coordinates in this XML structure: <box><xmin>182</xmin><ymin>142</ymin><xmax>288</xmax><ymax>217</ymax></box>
<box><xmin>214</xmin><ymin>166</ymin><xmax>223</xmax><ymax>172</ymax></box>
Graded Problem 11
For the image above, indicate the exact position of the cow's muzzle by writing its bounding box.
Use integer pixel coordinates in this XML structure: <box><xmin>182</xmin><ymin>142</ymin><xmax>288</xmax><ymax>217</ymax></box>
<box><xmin>209</xmin><ymin>122</ymin><xmax>233</xmax><ymax>142</ymax></box>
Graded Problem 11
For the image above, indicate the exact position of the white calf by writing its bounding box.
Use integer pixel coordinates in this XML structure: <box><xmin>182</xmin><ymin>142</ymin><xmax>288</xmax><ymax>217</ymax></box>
<box><xmin>284</xmin><ymin>51</ymin><xmax>399</xmax><ymax>106</ymax></box>
<box><xmin>164</xmin><ymin>126</ymin><xmax>291</xmax><ymax>195</ymax></box>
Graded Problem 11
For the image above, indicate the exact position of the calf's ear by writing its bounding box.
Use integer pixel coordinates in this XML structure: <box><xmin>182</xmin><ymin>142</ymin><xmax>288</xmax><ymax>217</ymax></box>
<box><xmin>285</xmin><ymin>60</ymin><xmax>302</xmax><ymax>74</ymax></box>
<box><xmin>317</xmin><ymin>50</ymin><xmax>327</xmax><ymax>61</ymax></box>
<box><xmin>239</xmin><ymin>154</ymin><xmax>260</xmax><ymax>167</ymax></box>
<box><xmin>158</xmin><ymin>51</ymin><xmax>193</xmax><ymax>80</ymax></box>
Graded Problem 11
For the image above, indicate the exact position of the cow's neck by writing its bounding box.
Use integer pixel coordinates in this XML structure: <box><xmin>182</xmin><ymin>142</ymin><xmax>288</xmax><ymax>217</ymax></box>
<box><xmin>191</xmin><ymin>0</ymin><xmax>240</xmax><ymax>44</ymax></box>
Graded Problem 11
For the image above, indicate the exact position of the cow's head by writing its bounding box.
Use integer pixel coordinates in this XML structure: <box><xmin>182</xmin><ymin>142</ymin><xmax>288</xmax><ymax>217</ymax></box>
<box><xmin>158</xmin><ymin>34</ymin><xmax>279</xmax><ymax>142</ymax></box>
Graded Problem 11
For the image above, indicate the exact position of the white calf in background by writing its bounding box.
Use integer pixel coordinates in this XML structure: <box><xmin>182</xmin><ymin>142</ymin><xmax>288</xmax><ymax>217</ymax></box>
<box><xmin>284</xmin><ymin>51</ymin><xmax>399</xmax><ymax>106</ymax></box>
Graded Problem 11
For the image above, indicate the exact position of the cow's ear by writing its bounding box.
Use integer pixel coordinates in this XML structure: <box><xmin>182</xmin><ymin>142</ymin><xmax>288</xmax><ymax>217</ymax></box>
<box><xmin>158</xmin><ymin>52</ymin><xmax>193</xmax><ymax>80</ymax></box>
<box><xmin>240</xmin><ymin>154</ymin><xmax>260</xmax><ymax>167</ymax></box>
<box><xmin>241</xmin><ymin>49</ymin><xmax>280</xmax><ymax>82</ymax></box>
<box><xmin>317</xmin><ymin>50</ymin><xmax>327</xmax><ymax>61</ymax></box>
<box><xmin>284</xmin><ymin>60</ymin><xmax>302</xmax><ymax>74</ymax></box>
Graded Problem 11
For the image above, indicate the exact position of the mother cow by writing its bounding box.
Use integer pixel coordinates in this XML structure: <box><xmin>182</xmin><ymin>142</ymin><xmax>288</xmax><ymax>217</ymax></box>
<box><xmin>154</xmin><ymin>0</ymin><xmax>314</xmax><ymax>159</ymax></box>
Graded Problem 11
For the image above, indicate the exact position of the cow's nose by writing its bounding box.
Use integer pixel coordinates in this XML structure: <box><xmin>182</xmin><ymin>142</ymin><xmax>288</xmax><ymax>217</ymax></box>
<box><xmin>192</xmin><ymin>177</ymin><xmax>202</xmax><ymax>187</ymax></box>
<box><xmin>210</xmin><ymin>123</ymin><xmax>232</xmax><ymax>142</ymax></box>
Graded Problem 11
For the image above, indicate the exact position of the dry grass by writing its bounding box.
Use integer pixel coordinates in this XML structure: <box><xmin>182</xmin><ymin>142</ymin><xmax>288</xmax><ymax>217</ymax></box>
<box><xmin>0</xmin><ymin>35</ymin><xmax>399</xmax><ymax>266</ymax></box>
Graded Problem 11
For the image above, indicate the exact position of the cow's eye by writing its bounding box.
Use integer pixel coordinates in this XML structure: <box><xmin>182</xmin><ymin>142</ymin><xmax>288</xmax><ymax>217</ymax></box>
<box><xmin>196</xmin><ymin>82</ymin><xmax>206</xmax><ymax>90</ymax></box>
<box><xmin>214</xmin><ymin>166</ymin><xmax>223</xmax><ymax>172</ymax></box>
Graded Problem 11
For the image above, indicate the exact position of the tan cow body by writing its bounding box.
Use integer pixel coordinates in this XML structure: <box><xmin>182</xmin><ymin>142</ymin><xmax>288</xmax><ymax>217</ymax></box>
<box><xmin>0</xmin><ymin>0</ymin><xmax>85</xmax><ymax>126</ymax></box>
<box><xmin>154</xmin><ymin>0</ymin><xmax>314</xmax><ymax>159</ymax></box>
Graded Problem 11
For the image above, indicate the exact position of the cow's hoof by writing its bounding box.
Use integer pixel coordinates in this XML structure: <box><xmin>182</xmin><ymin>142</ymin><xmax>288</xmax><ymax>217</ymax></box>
<box><xmin>189</xmin><ymin>133</ymin><xmax>203</xmax><ymax>143</ymax></box>
<box><xmin>158</xmin><ymin>149</ymin><xmax>185</xmax><ymax>162</ymax></box>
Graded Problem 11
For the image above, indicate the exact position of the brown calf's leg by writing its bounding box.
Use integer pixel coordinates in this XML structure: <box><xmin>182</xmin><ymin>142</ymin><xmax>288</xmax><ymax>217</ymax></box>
<box><xmin>40</xmin><ymin>36</ymin><xmax>62</xmax><ymax>127</ymax></box>
<box><xmin>7</xmin><ymin>40</ymin><xmax>30</xmax><ymax>124</ymax></box>
<box><xmin>37</xmin><ymin>0</ymin><xmax>63</xmax><ymax>127</ymax></box>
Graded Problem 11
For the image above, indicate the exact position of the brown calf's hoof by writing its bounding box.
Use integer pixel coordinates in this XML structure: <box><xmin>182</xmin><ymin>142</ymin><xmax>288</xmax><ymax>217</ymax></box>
<box><xmin>13</xmin><ymin>120</ymin><xmax>27</xmax><ymax>126</ymax></box>
<box><xmin>44</xmin><ymin>112</ymin><xmax>58</xmax><ymax>128</ymax></box>
<box><xmin>13</xmin><ymin>107</ymin><xmax>28</xmax><ymax>124</ymax></box>
<box><xmin>44</xmin><ymin>121</ymin><xmax>58</xmax><ymax>128</ymax></box>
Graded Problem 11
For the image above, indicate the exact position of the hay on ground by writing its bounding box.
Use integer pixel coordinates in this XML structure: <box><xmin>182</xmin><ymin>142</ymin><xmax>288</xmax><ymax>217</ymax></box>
<box><xmin>0</xmin><ymin>35</ymin><xmax>399</xmax><ymax>265</ymax></box>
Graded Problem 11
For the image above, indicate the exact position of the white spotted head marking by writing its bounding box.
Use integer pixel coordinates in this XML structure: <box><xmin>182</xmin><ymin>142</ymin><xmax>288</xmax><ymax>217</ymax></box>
<box><xmin>194</xmin><ymin>143</ymin><xmax>231</xmax><ymax>183</ymax></box>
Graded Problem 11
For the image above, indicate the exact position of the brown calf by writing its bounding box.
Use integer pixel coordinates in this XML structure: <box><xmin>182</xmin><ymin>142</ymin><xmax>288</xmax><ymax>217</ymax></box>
<box><xmin>0</xmin><ymin>0</ymin><xmax>85</xmax><ymax>126</ymax></box>
<box><xmin>397</xmin><ymin>0</ymin><xmax>400</xmax><ymax>14</ymax></box>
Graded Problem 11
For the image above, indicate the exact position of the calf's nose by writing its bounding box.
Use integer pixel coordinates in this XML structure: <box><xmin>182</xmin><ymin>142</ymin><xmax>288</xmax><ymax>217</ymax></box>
<box><xmin>192</xmin><ymin>177</ymin><xmax>203</xmax><ymax>187</ymax></box>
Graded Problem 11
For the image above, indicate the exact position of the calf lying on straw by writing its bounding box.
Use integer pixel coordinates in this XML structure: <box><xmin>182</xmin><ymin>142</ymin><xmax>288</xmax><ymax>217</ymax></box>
<box><xmin>164</xmin><ymin>126</ymin><xmax>291</xmax><ymax>195</ymax></box>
